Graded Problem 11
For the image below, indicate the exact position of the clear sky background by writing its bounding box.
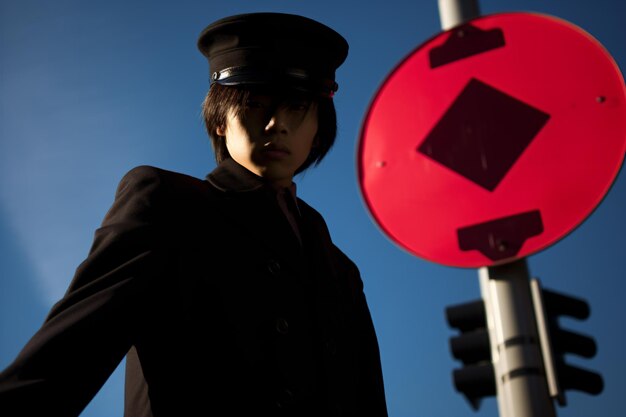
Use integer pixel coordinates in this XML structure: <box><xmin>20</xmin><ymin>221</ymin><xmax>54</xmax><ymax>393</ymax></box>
<box><xmin>1</xmin><ymin>1</ymin><xmax>624</xmax><ymax>416</ymax></box>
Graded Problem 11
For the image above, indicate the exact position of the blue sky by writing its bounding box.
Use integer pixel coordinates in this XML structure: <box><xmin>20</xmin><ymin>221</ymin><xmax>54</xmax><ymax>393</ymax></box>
<box><xmin>1</xmin><ymin>1</ymin><xmax>624</xmax><ymax>416</ymax></box>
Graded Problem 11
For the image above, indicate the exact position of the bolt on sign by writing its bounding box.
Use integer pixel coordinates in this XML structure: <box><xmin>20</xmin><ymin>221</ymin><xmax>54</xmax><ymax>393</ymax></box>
<box><xmin>358</xmin><ymin>12</ymin><xmax>626</xmax><ymax>267</ymax></box>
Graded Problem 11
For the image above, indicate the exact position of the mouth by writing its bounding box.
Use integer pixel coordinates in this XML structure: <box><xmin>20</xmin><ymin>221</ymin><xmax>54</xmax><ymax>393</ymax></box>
<box><xmin>262</xmin><ymin>143</ymin><xmax>291</xmax><ymax>158</ymax></box>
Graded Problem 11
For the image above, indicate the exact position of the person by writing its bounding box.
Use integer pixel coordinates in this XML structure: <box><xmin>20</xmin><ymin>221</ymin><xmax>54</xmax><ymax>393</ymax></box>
<box><xmin>0</xmin><ymin>12</ymin><xmax>388</xmax><ymax>417</ymax></box>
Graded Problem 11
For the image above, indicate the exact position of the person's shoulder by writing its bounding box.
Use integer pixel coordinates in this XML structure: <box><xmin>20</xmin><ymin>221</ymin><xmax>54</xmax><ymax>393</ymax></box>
<box><xmin>297</xmin><ymin>196</ymin><xmax>363</xmax><ymax>288</ymax></box>
<box><xmin>297</xmin><ymin>198</ymin><xmax>349</xmax><ymax>256</ymax></box>
<box><xmin>297</xmin><ymin>197</ymin><xmax>334</xmax><ymax>237</ymax></box>
<box><xmin>109</xmin><ymin>166</ymin><xmax>221</xmax><ymax>225</ymax></box>
<box><xmin>296</xmin><ymin>197</ymin><xmax>325</xmax><ymax>222</ymax></box>
<box><xmin>118</xmin><ymin>165</ymin><xmax>211</xmax><ymax>193</ymax></box>
<box><xmin>120</xmin><ymin>165</ymin><xmax>202</xmax><ymax>185</ymax></box>
<box><xmin>113</xmin><ymin>166</ymin><xmax>218</xmax><ymax>213</ymax></box>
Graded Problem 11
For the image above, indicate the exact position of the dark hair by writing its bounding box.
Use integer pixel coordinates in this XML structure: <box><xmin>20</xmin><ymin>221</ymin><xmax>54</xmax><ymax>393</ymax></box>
<box><xmin>201</xmin><ymin>83</ymin><xmax>337</xmax><ymax>174</ymax></box>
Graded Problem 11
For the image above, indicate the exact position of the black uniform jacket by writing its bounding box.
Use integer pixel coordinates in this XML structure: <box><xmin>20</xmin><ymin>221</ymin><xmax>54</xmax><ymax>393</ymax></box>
<box><xmin>0</xmin><ymin>159</ymin><xmax>388</xmax><ymax>417</ymax></box>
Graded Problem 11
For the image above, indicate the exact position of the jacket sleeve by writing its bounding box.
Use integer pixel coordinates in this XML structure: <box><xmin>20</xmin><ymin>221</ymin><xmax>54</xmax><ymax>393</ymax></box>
<box><xmin>0</xmin><ymin>166</ymin><xmax>170</xmax><ymax>417</ymax></box>
<box><xmin>335</xmin><ymin>248</ymin><xmax>389</xmax><ymax>417</ymax></box>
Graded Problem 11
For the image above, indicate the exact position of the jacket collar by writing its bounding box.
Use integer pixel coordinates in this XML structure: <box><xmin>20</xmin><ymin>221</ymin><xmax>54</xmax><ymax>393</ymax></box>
<box><xmin>205</xmin><ymin>158</ymin><xmax>298</xmax><ymax>200</ymax></box>
<box><xmin>205</xmin><ymin>158</ymin><xmax>267</xmax><ymax>193</ymax></box>
<box><xmin>204</xmin><ymin>157</ymin><xmax>304</xmax><ymax>262</ymax></box>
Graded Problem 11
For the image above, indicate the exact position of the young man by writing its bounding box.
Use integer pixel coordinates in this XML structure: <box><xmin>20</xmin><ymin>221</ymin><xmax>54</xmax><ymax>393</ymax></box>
<box><xmin>0</xmin><ymin>13</ymin><xmax>388</xmax><ymax>416</ymax></box>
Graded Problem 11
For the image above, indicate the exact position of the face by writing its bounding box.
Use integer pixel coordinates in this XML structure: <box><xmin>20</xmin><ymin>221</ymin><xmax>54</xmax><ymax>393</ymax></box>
<box><xmin>218</xmin><ymin>93</ymin><xmax>319</xmax><ymax>188</ymax></box>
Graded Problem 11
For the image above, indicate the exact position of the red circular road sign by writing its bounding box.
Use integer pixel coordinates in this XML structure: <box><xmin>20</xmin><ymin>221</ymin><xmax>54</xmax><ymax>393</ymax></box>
<box><xmin>358</xmin><ymin>12</ymin><xmax>626</xmax><ymax>268</ymax></box>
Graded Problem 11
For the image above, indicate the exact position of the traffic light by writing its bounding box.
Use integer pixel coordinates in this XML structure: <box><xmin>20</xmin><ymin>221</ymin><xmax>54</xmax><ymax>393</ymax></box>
<box><xmin>445</xmin><ymin>299</ymin><xmax>495</xmax><ymax>410</ymax></box>
<box><xmin>447</xmin><ymin>283</ymin><xmax>603</xmax><ymax>412</ymax></box>
<box><xmin>533</xmin><ymin>284</ymin><xmax>604</xmax><ymax>406</ymax></box>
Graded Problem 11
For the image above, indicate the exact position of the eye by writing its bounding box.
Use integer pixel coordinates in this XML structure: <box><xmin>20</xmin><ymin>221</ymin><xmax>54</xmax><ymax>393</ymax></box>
<box><xmin>287</xmin><ymin>100</ymin><xmax>310</xmax><ymax>111</ymax></box>
<box><xmin>245</xmin><ymin>99</ymin><xmax>265</xmax><ymax>109</ymax></box>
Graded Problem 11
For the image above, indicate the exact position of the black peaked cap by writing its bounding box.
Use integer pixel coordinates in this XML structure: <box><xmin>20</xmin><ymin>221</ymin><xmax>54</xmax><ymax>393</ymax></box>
<box><xmin>197</xmin><ymin>13</ymin><xmax>349</xmax><ymax>97</ymax></box>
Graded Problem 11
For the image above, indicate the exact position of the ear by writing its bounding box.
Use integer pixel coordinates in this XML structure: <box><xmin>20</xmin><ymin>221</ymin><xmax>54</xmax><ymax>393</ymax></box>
<box><xmin>216</xmin><ymin>125</ymin><xmax>226</xmax><ymax>137</ymax></box>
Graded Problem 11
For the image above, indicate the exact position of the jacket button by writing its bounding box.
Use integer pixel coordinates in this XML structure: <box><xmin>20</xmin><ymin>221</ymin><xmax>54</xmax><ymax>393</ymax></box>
<box><xmin>275</xmin><ymin>318</ymin><xmax>289</xmax><ymax>335</ymax></box>
<box><xmin>267</xmin><ymin>259</ymin><xmax>281</xmax><ymax>276</ymax></box>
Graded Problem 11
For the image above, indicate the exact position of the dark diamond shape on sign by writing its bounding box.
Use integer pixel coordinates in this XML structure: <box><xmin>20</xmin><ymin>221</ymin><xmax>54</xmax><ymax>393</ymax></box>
<box><xmin>418</xmin><ymin>78</ymin><xmax>550</xmax><ymax>191</ymax></box>
<box><xmin>457</xmin><ymin>210</ymin><xmax>543</xmax><ymax>261</ymax></box>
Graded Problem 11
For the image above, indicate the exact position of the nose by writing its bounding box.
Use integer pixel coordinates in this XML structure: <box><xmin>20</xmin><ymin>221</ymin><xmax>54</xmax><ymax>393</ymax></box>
<box><xmin>264</xmin><ymin>109</ymin><xmax>288</xmax><ymax>134</ymax></box>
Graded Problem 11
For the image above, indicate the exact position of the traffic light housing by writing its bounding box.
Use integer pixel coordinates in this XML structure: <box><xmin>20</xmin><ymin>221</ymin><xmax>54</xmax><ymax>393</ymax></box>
<box><xmin>534</xmin><ymin>285</ymin><xmax>604</xmax><ymax>405</ymax></box>
<box><xmin>446</xmin><ymin>285</ymin><xmax>603</xmax><ymax>412</ymax></box>
<box><xmin>445</xmin><ymin>299</ymin><xmax>495</xmax><ymax>410</ymax></box>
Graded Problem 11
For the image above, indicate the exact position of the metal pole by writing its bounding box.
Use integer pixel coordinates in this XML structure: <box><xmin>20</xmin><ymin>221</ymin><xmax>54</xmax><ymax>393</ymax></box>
<box><xmin>437</xmin><ymin>0</ymin><xmax>480</xmax><ymax>30</ymax></box>
<box><xmin>479</xmin><ymin>260</ymin><xmax>556</xmax><ymax>417</ymax></box>
<box><xmin>435</xmin><ymin>2</ymin><xmax>557</xmax><ymax>416</ymax></box>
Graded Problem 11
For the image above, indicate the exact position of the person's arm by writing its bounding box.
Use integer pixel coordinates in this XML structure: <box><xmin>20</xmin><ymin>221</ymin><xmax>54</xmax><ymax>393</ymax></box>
<box><xmin>0</xmin><ymin>166</ymin><xmax>169</xmax><ymax>417</ymax></box>
<box><xmin>331</xmin><ymin>246</ymin><xmax>388</xmax><ymax>416</ymax></box>
<box><xmin>354</xmin><ymin>284</ymin><xmax>389</xmax><ymax>416</ymax></box>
